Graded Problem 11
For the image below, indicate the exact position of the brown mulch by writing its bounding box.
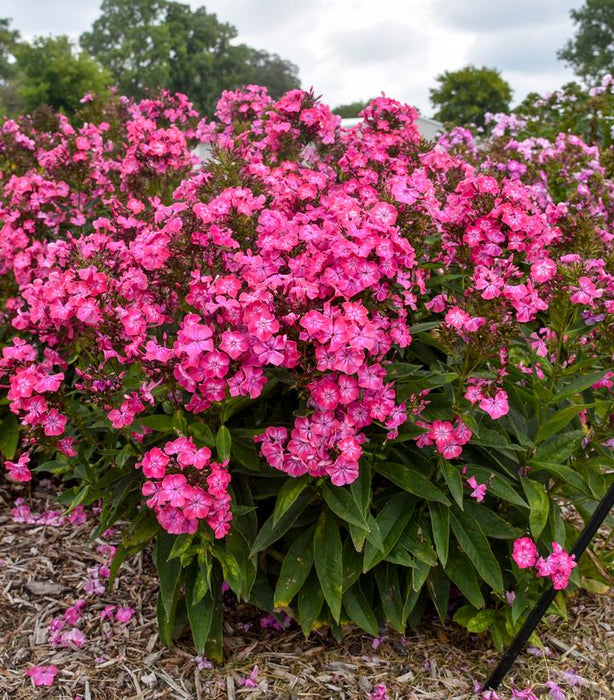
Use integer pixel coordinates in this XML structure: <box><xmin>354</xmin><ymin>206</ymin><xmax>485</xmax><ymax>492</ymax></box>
<box><xmin>0</xmin><ymin>482</ymin><xmax>613</xmax><ymax>699</ymax></box>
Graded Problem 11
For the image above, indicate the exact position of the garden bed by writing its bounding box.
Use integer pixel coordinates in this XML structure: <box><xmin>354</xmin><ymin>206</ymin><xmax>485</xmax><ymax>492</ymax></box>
<box><xmin>1</xmin><ymin>483</ymin><xmax>612</xmax><ymax>699</ymax></box>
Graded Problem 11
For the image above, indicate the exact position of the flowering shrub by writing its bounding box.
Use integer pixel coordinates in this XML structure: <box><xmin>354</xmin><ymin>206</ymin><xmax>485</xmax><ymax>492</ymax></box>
<box><xmin>1</xmin><ymin>86</ymin><xmax>613</xmax><ymax>658</ymax></box>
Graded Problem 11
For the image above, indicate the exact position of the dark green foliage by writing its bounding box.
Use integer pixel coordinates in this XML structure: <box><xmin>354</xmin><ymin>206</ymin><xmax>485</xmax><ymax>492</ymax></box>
<box><xmin>80</xmin><ymin>0</ymin><xmax>300</xmax><ymax>113</ymax></box>
<box><xmin>558</xmin><ymin>0</ymin><xmax>614</xmax><ymax>83</ymax></box>
<box><xmin>429</xmin><ymin>64</ymin><xmax>512</xmax><ymax>128</ymax></box>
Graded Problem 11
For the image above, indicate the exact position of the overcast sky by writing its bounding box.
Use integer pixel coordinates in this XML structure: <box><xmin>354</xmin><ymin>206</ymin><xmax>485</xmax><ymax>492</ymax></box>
<box><xmin>3</xmin><ymin>0</ymin><xmax>581</xmax><ymax>117</ymax></box>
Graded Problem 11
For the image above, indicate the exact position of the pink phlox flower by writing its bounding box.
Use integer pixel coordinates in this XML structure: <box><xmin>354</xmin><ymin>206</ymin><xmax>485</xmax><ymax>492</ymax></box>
<box><xmin>370</xmin><ymin>684</ymin><xmax>389</xmax><ymax>700</ymax></box>
<box><xmin>100</xmin><ymin>605</ymin><xmax>116</xmax><ymax>621</ymax></box>
<box><xmin>68</xmin><ymin>505</ymin><xmax>87</xmax><ymax>526</ymax></box>
<box><xmin>5</xmin><ymin>453</ymin><xmax>32</xmax><ymax>482</ymax></box>
<box><xmin>115</xmin><ymin>606</ymin><xmax>135</xmax><ymax>624</ymax></box>
<box><xmin>240</xmin><ymin>665</ymin><xmax>260</xmax><ymax>688</ymax></box>
<box><xmin>546</xmin><ymin>681</ymin><xmax>566</xmax><ymax>700</ymax></box>
<box><xmin>26</xmin><ymin>665</ymin><xmax>58</xmax><ymax>687</ymax></box>
<box><xmin>60</xmin><ymin>627</ymin><xmax>86</xmax><ymax>648</ymax></box>
<box><xmin>479</xmin><ymin>389</ymin><xmax>509</xmax><ymax>419</ymax></box>
<box><xmin>512</xmin><ymin>537</ymin><xmax>538</xmax><ymax>569</ymax></box>
<box><xmin>64</xmin><ymin>599</ymin><xmax>86</xmax><ymax>625</ymax></box>
<box><xmin>530</xmin><ymin>258</ymin><xmax>557</xmax><ymax>284</ymax></box>
<box><xmin>570</xmin><ymin>276</ymin><xmax>603</xmax><ymax>305</ymax></box>
<box><xmin>467</xmin><ymin>475</ymin><xmax>487</xmax><ymax>502</ymax></box>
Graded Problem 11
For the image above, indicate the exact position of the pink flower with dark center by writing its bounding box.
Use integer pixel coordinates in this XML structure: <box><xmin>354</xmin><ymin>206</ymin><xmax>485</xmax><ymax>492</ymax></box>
<box><xmin>311</xmin><ymin>379</ymin><xmax>340</xmax><ymax>411</ymax></box>
<box><xmin>140</xmin><ymin>447</ymin><xmax>170</xmax><ymax>479</ymax></box>
<box><xmin>219</xmin><ymin>331</ymin><xmax>248</xmax><ymax>359</ymax></box>
<box><xmin>328</xmin><ymin>457</ymin><xmax>359</xmax><ymax>486</ymax></box>
<box><xmin>202</xmin><ymin>350</ymin><xmax>230</xmax><ymax>378</ymax></box>
<box><xmin>159</xmin><ymin>474</ymin><xmax>189</xmax><ymax>507</ymax></box>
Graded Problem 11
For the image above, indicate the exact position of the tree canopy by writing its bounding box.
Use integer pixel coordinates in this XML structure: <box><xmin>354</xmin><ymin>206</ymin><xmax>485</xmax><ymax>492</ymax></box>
<box><xmin>332</xmin><ymin>100</ymin><xmax>371</xmax><ymax>118</ymax></box>
<box><xmin>558</xmin><ymin>0</ymin><xmax>614</xmax><ymax>83</ymax></box>
<box><xmin>429</xmin><ymin>65</ymin><xmax>512</xmax><ymax>128</ymax></box>
<box><xmin>80</xmin><ymin>0</ymin><xmax>300</xmax><ymax>114</ymax></box>
<box><xmin>1</xmin><ymin>32</ymin><xmax>111</xmax><ymax>116</ymax></box>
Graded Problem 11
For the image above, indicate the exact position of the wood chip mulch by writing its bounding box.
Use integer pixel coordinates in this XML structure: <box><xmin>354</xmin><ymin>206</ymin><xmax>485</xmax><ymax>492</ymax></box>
<box><xmin>0</xmin><ymin>482</ymin><xmax>613</xmax><ymax>699</ymax></box>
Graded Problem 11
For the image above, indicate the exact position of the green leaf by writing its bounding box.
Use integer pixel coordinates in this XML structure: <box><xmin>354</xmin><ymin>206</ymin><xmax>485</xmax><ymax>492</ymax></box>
<box><xmin>363</xmin><ymin>494</ymin><xmax>416</xmax><ymax>571</ymax></box>
<box><xmin>442</xmin><ymin>461</ymin><xmax>464</xmax><ymax>509</ymax></box>
<box><xmin>156</xmin><ymin>591</ymin><xmax>177</xmax><ymax>647</ymax></box>
<box><xmin>462</xmin><ymin>501</ymin><xmax>523</xmax><ymax>539</ymax></box>
<box><xmin>155</xmin><ymin>532</ymin><xmax>183</xmax><ymax>617</ymax></box>
<box><xmin>427</xmin><ymin>568</ymin><xmax>450</xmax><ymax>621</ymax></box>
<box><xmin>322</xmin><ymin>484</ymin><xmax>369</xmax><ymax>529</ymax></box>
<box><xmin>249</xmin><ymin>488</ymin><xmax>313</xmax><ymax>556</ymax></box>
<box><xmin>343</xmin><ymin>584</ymin><xmax>379</xmax><ymax>636</ymax></box>
<box><xmin>412</xmin><ymin>558</ymin><xmax>431</xmax><ymax>593</ymax></box>
<box><xmin>466</xmin><ymin>609</ymin><xmax>496</xmax><ymax>633</ymax></box>
<box><xmin>298</xmin><ymin>571</ymin><xmax>324</xmax><ymax>636</ymax></box>
<box><xmin>530</xmin><ymin>461</ymin><xmax>592</xmax><ymax>496</ymax></box>
<box><xmin>204</xmin><ymin>570</ymin><xmax>224</xmax><ymax>663</ymax></box>
<box><xmin>555</xmin><ymin>371</ymin><xmax>608</xmax><ymax>402</ymax></box>
<box><xmin>375</xmin><ymin>462</ymin><xmax>450</xmax><ymax>505</ymax></box>
<box><xmin>444</xmin><ymin>547</ymin><xmax>485</xmax><ymax>609</ymax></box>
<box><xmin>123</xmin><ymin>511</ymin><xmax>161</xmax><ymax>547</ymax></box>
<box><xmin>192</xmin><ymin>559</ymin><xmax>211</xmax><ymax>606</ymax></box>
<box><xmin>274</xmin><ymin>527</ymin><xmax>315</xmax><ymax>608</ymax></box>
<box><xmin>138</xmin><ymin>414</ymin><xmax>174</xmax><ymax>432</ymax></box>
<box><xmin>350</xmin><ymin>461</ymin><xmax>372</xmax><ymax>512</ymax></box>
<box><xmin>0</xmin><ymin>414</ymin><xmax>19</xmax><ymax>459</ymax></box>
<box><xmin>313</xmin><ymin>510</ymin><xmax>343</xmax><ymax>622</ymax></box>
<box><xmin>429</xmin><ymin>502</ymin><xmax>449</xmax><ymax>567</ymax></box>
<box><xmin>212</xmin><ymin>546</ymin><xmax>243</xmax><ymax>597</ymax></box>
<box><xmin>450</xmin><ymin>506</ymin><xmax>503</xmax><ymax>592</ymax></box>
<box><xmin>535</xmin><ymin>404</ymin><xmax>592</xmax><ymax>444</ymax></box>
<box><xmin>408</xmin><ymin>321</ymin><xmax>441</xmax><ymax>334</ymax></box>
<box><xmin>224</xmin><ymin>528</ymin><xmax>256</xmax><ymax>599</ymax></box>
<box><xmin>342</xmin><ymin>538</ymin><xmax>364</xmax><ymax>592</ymax></box>
<box><xmin>188</xmin><ymin>421</ymin><xmax>215</xmax><ymax>446</ymax></box>
<box><xmin>167</xmin><ymin>533</ymin><xmax>194</xmax><ymax>561</ymax></box>
<box><xmin>375</xmin><ymin>564</ymin><xmax>405</xmax><ymax>632</ymax></box>
<box><xmin>522</xmin><ymin>479</ymin><xmax>550</xmax><ymax>539</ymax></box>
<box><xmin>453</xmin><ymin>604</ymin><xmax>479</xmax><ymax>627</ymax></box>
<box><xmin>469</xmin><ymin>467</ymin><xmax>527</xmax><ymax>508</ymax></box>
<box><xmin>534</xmin><ymin>432</ymin><xmax>582</xmax><ymax>464</ymax></box>
<box><xmin>272</xmin><ymin>477</ymin><xmax>310</xmax><ymax>526</ymax></box>
<box><xmin>400</xmin><ymin>523</ymin><xmax>437</xmax><ymax>567</ymax></box>
<box><xmin>216</xmin><ymin>425</ymin><xmax>232</xmax><ymax>461</ymax></box>
<box><xmin>186</xmin><ymin>581</ymin><xmax>214</xmax><ymax>654</ymax></box>
<box><xmin>230</xmin><ymin>439</ymin><xmax>261</xmax><ymax>471</ymax></box>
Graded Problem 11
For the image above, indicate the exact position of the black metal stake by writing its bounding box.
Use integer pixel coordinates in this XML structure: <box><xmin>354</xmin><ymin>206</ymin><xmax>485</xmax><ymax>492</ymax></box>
<box><xmin>482</xmin><ymin>481</ymin><xmax>614</xmax><ymax>692</ymax></box>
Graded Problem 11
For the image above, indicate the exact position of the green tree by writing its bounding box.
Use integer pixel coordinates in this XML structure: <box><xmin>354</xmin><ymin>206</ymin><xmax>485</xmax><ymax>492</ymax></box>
<box><xmin>332</xmin><ymin>100</ymin><xmax>370</xmax><ymax>118</ymax></box>
<box><xmin>240</xmin><ymin>49</ymin><xmax>301</xmax><ymax>99</ymax></box>
<box><xmin>0</xmin><ymin>17</ymin><xmax>20</xmax><ymax>83</ymax></box>
<box><xmin>81</xmin><ymin>0</ymin><xmax>300</xmax><ymax>114</ymax></box>
<box><xmin>11</xmin><ymin>35</ymin><xmax>111</xmax><ymax>115</ymax></box>
<box><xmin>558</xmin><ymin>0</ymin><xmax>614</xmax><ymax>83</ymax></box>
<box><xmin>429</xmin><ymin>65</ymin><xmax>512</xmax><ymax>128</ymax></box>
<box><xmin>0</xmin><ymin>17</ymin><xmax>21</xmax><ymax>114</ymax></box>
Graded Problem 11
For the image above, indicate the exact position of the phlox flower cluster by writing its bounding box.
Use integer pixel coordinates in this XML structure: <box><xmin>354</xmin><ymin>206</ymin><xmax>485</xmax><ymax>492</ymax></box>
<box><xmin>137</xmin><ymin>437</ymin><xmax>231</xmax><ymax>536</ymax></box>
<box><xmin>0</xmin><ymin>84</ymin><xmax>612</xmax><ymax>548</ymax></box>
<box><xmin>512</xmin><ymin>537</ymin><xmax>577</xmax><ymax>590</ymax></box>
